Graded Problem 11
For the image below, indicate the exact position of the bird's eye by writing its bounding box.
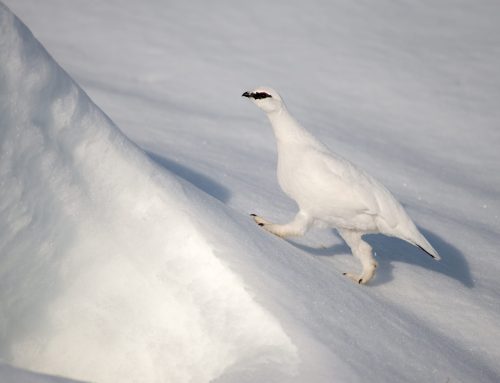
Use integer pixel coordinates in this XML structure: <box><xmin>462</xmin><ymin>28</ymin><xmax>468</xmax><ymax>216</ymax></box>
<box><xmin>253</xmin><ymin>92</ymin><xmax>272</xmax><ymax>99</ymax></box>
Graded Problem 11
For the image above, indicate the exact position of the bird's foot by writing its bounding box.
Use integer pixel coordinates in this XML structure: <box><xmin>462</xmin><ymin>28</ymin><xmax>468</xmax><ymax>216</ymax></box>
<box><xmin>343</xmin><ymin>272</ymin><xmax>367</xmax><ymax>285</ymax></box>
<box><xmin>250</xmin><ymin>213</ymin><xmax>270</xmax><ymax>226</ymax></box>
<box><xmin>343</xmin><ymin>261</ymin><xmax>377</xmax><ymax>285</ymax></box>
<box><xmin>250</xmin><ymin>214</ymin><xmax>284</xmax><ymax>238</ymax></box>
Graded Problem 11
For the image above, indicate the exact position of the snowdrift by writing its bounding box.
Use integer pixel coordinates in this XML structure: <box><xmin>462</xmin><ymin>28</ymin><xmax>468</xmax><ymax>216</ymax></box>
<box><xmin>1</xmin><ymin>2</ymin><xmax>500</xmax><ymax>383</ymax></box>
<box><xmin>0</xmin><ymin>363</ymin><xmax>84</xmax><ymax>383</ymax></box>
<box><xmin>0</xmin><ymin>5</ymin><xmax>298</xmax><ymax>382</ymax></box>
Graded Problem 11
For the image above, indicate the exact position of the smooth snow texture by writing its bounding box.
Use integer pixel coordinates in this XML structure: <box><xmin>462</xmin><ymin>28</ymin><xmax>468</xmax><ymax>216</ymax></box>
<box><xmin>0</xmin><ymin>363</ymin><xmax>84</xmax><ymax>383</ymax></box>
<box><xmin>2</xmin><ymin>0</ymin><xmax>500</xmax><ymax>382</ymax></box>
<box><xmin>0</xmin><ymin>5</ymin><xmax>298</xmax><ymax>382</ymax></box>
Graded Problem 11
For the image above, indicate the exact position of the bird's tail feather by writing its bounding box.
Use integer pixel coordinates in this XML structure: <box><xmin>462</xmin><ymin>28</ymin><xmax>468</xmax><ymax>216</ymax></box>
<box><xmin>412</xmin><ymin>235</ymin><xmax>440</xmax><ymax>260</ymax></box>
<box><xmin>416</xmin><ymin>243</ymin><xmax>440</xmax><ymax>260</ymax></box>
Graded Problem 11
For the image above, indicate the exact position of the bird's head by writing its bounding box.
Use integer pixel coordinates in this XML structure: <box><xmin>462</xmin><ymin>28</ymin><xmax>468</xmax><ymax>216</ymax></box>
<box><xmin>242</xmin><ymin>87</ymin><xmax>284</xmax><ymax>113</ymax></box>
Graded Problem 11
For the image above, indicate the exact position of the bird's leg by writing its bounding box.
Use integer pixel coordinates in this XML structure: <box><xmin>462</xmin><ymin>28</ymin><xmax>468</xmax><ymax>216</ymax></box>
<box><xmin>339</xmin><ymin>230</ymin><xmax>378</xmax><ymax>285</ymax></box>
<box><xmin>251</xmin><ymin>211</ymin><xmax>312</xmax><ymax>238</ymax></box>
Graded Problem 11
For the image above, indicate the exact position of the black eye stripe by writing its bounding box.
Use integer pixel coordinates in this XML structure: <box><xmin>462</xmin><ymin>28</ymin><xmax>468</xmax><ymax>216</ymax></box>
<box><xmin>252</xmin><ymin>92</ymin><xmax>272</xmax><ymax>99</ymax></box>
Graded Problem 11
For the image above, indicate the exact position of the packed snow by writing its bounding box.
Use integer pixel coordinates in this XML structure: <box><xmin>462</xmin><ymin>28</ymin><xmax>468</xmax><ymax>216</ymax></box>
<box><xmin>0</xmin><ymin>363</ymin><xmax>83</xmax><ymax>383</ymax></box>
<box><xmin>1</xmin><ymin>1</ymin><xmax>500</xmax><ymax>382</ymax></box>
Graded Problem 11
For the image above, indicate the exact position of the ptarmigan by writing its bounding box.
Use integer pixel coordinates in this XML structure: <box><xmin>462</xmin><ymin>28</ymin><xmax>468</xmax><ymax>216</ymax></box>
<box><xmin>242</xmin><ymin>86</ymin><xmax>440</xmax><ymax>284</ymax></box>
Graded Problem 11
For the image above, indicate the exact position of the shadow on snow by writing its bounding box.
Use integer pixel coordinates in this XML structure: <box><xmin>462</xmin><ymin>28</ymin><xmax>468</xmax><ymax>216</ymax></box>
<box><xmin>289</xmin><ymin>227</ymin><xmax>473</xmax><ymax>287</ymax></box>
<box><xmin>147</xmin><ymin>151</ymin><xmax>231</xmax><ymax>203</ymax></box>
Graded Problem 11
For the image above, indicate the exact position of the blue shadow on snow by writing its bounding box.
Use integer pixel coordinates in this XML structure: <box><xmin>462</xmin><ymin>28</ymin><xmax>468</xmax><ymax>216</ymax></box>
<box><xmin>147</xmin><ymin>152</ymin><xmax>231</xmax><ymax>203</ymax></box>
<box><xmin>290</xmin><ymin>227</ymin><xmax>473</xmax><ymax>287</ymax></box>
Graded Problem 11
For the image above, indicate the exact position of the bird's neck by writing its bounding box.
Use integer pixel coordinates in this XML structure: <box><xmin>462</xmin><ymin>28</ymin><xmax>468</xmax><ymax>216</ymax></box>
<box><xmin>266</xmin><ymin>107</ymin><xmax>322</xmax><ymax>149</ymax></box>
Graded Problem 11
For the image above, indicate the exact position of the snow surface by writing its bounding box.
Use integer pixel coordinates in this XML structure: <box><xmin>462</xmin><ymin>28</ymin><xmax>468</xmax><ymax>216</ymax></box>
<box><xmin>0</xmin><ymin>363</ymin><xmax>84</xmax><ymax>383</ymax></box>
<box><xmin>1</xmin><ymin>0</ymin><xmax>500</xmax><ymax>382</ymax></box>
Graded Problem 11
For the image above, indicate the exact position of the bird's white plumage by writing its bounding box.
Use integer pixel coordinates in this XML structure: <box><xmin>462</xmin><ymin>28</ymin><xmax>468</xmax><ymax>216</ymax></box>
<box><xmin>243</xmin><ymin>86</ymin><xmax>440</xmax><ymax>284</ymax></box>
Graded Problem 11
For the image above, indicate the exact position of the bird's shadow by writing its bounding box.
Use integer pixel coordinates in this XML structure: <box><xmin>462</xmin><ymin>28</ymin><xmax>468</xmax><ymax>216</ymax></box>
<box><xmin>289</xmin><ymin>227</ymin><xmax>473</xmax><ymax>287</ymax></box>
<box><xmin>147</xmin><ymin>151</ymin><xmax>231</xmax><ymax>203</ymax></box>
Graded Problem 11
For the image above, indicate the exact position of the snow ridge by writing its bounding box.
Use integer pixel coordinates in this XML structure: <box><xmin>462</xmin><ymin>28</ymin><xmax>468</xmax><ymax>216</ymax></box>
<box><xmin>0</xmin><ymin>4</ymin><xmax>297</xmax><ymax>382</ymax></box>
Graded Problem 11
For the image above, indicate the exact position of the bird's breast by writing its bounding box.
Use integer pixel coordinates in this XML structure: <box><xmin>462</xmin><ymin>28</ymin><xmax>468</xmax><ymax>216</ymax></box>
<box><xmin>275</xmin><ymin>146</ymin><xmax>378</xmax><ymax>230</ymax></box>
<box><xmin>276</xmin><ymin>148</ymin><xmax>330</xmax><ymax>207</ymax></box>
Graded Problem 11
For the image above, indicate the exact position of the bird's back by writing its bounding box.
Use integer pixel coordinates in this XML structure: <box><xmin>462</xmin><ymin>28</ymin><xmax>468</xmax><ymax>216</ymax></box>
<box><xmin>278</xmin><ymin>144</ymin><xmax>439</xmax><ymax>258</ymax></box>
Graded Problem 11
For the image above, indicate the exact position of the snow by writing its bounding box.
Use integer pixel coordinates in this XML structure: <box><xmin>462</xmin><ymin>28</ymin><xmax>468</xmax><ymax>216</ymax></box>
<box><xmin>0</xmin><ymin>5</ymin><xmax>299</xmax><ymax>382</ymax></box>
<box><xmin>1</xmin><ymin>0</ymin><xmax>500</xmax><ymax>382</ymax></box>
<box><xmin>0</xmin><ymin>363</ymin><xmax>83</xmax><ymax>383</ymax></box>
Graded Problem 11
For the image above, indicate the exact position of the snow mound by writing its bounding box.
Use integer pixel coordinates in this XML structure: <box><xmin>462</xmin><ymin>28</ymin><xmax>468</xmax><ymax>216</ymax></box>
<box><xmin>0</xmin><ymin>363</ymin><xmax>84</xmax><ymax>383</ymax></box>
<box><xmin>0</xmin><ymin>4</ymin><xmax>297</xmax><ymax>382</ymax></box>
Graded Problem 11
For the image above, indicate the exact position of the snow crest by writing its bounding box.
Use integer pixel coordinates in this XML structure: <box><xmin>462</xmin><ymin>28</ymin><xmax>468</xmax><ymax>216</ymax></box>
<box><xmin>0</xmin><ymin>4</ymin><xmax>297</xmax><ymax>382</ymax></box>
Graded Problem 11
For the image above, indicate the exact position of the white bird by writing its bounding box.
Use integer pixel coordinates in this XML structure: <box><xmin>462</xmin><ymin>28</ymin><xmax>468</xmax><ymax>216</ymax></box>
<box><xmin>242</xmin><ymin>86</ymin><xmax>440</xmax><ymax>284</ymax></box>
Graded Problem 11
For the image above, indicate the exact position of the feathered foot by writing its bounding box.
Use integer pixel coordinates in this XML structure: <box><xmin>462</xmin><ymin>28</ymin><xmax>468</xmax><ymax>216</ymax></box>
<box><xmin>343</xmin><ymin>260</ymin><xmax>378</xmax><ymax>285</ymax></box>
<box><xmin>250</xmin><ymin>212</ymin><xmax>312</xmax><ymax>238</ymax></box>
<box><xmin>339</xmin><ymin>229</ymin><xmax>378</xmax><ymax>285</ymax></box>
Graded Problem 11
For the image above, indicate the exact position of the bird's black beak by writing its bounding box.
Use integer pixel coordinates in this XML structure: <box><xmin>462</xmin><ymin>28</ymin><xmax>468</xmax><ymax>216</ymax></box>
<box><xmin>242</xmin><ymin>91</ymin><xmax>252</xmax><ymax>98</ymax></box>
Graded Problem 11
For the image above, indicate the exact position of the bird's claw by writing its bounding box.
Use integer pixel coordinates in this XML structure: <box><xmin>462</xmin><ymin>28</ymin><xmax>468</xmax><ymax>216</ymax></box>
<box><xmin>250</xmin><ymin>214</ymin><xmax>269</xmax><ymax>226</ymax></box>
<box><xmin>250</xmin><ymin>214</ymin><xmax>285</xmax><ymax>238</ymax></box>
<box><xmin>343</xmin><ymin>272</ymin><xmax>368</xmax><ymax>285</ymax></box>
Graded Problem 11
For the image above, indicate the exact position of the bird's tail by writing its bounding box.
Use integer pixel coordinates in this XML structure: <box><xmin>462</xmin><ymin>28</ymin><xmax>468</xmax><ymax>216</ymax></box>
<box><xmin>409</xmin><ymin>232</ymin><xmax>441</xmax><ymax>260</ymax></box>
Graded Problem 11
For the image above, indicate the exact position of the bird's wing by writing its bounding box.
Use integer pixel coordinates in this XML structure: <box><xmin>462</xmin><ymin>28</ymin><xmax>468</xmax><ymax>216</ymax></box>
<box><xmin>314</xmin><ymin>151</ymin><xmax>439</xmax><ymax>258</ymax></box>
<box><xmin>320</xmin><ymin>152</ymin><xmax>418</xmax><ymax>230</ymax></box>
<box><xmin>311</xmin><ymin>151</ymin><xmax>382</xmax><ymax>216</ymax></box>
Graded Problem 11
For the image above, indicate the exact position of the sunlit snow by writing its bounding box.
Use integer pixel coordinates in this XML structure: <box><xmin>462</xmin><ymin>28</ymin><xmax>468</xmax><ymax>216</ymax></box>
<box><xmin>1</xmin><ymin>1</ymin><xmax>499</xmax><ymax>382</ymax></box>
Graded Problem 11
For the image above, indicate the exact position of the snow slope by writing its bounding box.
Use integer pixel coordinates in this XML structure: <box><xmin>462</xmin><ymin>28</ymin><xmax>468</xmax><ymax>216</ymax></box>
<box><xmin>0</xmin><ymin>5</ymin><xmax>298</xmax><ymax>382</ymax></box>
<box><xmin>0</xmin><ymin>363</ymin><xmax>84</xmax><ymax>383</ymax></box>
<box><xmin>1</xmin><ymin>1</ymin><xmax>500</xmax><ymax>382</ymax></box>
